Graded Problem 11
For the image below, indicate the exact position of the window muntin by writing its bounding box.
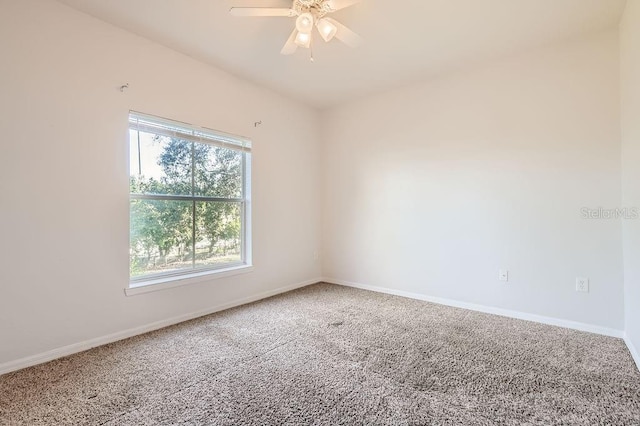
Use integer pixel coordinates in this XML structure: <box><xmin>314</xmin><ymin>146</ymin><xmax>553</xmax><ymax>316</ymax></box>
<box><xmin>128</xmin><ymin>112</ymin><xmax>251</xmax><ymax>284</ymax></box>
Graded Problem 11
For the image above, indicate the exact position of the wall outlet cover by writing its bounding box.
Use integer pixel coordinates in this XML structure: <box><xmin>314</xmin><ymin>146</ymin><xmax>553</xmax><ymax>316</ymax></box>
<box><xmin>576</xmin><ymin>277</ymin><xmax>589</xmax><ymax>293</ymax></box>
<box><xmin>499</xmin><ymin>270</ymin><xmax>509</xmax><ymax>282</ymax></box>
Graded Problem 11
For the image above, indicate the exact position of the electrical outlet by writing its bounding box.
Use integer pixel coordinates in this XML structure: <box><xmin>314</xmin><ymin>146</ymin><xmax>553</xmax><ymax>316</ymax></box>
<box><xmin>576</xmin><ymin>277</ymin><xmax>589</xmax><ymax>293</ymax></box>
<box><xmin>499</xmin><ymin>270</ymin><xmax>509</xmax><ymax>282</ymax></box>
<box><xmin>313</xmin><ymin>250</ymin><xmax>319</xmax><ymax>261</ymax></box>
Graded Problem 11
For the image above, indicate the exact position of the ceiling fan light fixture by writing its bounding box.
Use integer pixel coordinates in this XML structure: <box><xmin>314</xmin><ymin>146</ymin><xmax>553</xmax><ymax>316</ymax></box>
<box><xmin>229</xmin><ymin>0</ymin><xmax>363</xmax><ymax>58</ymax></box>
<box><xmin>295</xmin><ymin>12</ymin><xmax>314</xmax><ymax>34</ymax></box>
<box><xmin>316</xmin><ymin>18</ymin><xmax>337</xmax><ymax>42</ymax></box>
<box><xmin>294</xmin><ymin>31</ymin><xmax>311</xmax><ymax>48</ymax></box>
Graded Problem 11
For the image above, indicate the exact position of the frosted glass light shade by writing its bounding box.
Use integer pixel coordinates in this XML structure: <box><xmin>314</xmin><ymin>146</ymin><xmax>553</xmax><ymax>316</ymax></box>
<box><xmin>296</xmin><ymin>13</ymin><xmax>314</xmax><ymax>33</ymax></box>
<box><xmin>294</xmin><ymin>31</ymin><xmax>311</xmax><ymax>48</ymax></box>
<box><xmin>317</xmin><ymin>19</ymin><xmax>337</xmax><ymax>42</ymax></box>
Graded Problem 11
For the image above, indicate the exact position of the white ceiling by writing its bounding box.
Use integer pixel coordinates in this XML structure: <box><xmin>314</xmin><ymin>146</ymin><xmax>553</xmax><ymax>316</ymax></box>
<box><xmin>55</xmin><ymin>0</ymin><xmax>627</xmax><ymax>108</ymax></box>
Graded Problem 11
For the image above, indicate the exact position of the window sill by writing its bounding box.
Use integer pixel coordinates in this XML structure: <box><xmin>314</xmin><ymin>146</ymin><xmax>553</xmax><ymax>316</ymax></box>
<box><xmin>125</xmin><ymin>264</ymin><xmax>254</xmax><ymax>296</ymax></box>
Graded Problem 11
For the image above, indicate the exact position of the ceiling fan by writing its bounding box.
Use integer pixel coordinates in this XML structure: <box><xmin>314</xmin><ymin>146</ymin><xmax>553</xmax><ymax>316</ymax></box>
<box><xmin>230</xmin><ymin>0</ymin><xmax>363</xmax><ymax>58</ymax></box>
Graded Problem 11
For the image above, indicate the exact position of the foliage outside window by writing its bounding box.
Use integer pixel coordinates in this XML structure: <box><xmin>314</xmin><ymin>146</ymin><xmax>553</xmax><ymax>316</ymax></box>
<box><xmin>129</xmin><ymin>112</ymin><xmax>251</xmax><ymax>284</ymax></box>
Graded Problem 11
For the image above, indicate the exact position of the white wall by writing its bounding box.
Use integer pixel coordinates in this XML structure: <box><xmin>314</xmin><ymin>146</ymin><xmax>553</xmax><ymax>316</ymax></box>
<box><xmin>620</xmin><ymin>0</ymin><xmax>640</xmax><ymax>363</ymax></box>
<box><xmin>322</xmin><ymin>30</ymin><xmax>624</xmax><ymax>331</ymax></box>
<box><xmin>0</xmin><ymin>0</ymin><xmax>321</xmax><ymax>366</ymax></box>
<box><xmin>0</xmin><ymin>0</ymin><xmax>631</xmax><ymax>371</ymax></box>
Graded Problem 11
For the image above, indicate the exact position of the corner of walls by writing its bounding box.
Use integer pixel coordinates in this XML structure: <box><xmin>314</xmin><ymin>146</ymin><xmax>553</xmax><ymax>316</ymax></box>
<box><xmin>318</xmin><ymin>107</ymin><xmax>331</xmax><ymax>277</ymax></box>
<box><xmin>619</xmin><ymin>0</ymin><xmax>640</xmax><ymax>371</ymax></box>
<box><xmin>624</xmin><ymin>333</ymin><xmax>640</xmax><ymax>371</ymax></box>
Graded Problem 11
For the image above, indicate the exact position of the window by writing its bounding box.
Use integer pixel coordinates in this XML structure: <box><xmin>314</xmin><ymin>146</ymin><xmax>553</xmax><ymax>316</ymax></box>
<box><xmin>128</xmin><ymin>112</ymin><xmax>251</xmax><ymax>288</ymax></box>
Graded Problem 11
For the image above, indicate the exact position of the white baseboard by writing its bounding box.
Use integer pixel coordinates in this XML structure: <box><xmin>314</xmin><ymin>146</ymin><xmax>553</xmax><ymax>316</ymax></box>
<box><xmin>323</xmin><ymin>277</ymin><xmax>624</xmax><ymax>339</ymax></box>
<box><xmin>624</xmin><ymin>334</ymin><xmax>640</xmax><ymax>372</ymax></box>
<box><xmin>4</xmin><ymin>278</ymin><xmax>633</xmax><ymax>376</ymax></box>
<box><xmin>0</xmin><ymin>277</ymin><xmax>321</xmax><ymax>376</ymax></box>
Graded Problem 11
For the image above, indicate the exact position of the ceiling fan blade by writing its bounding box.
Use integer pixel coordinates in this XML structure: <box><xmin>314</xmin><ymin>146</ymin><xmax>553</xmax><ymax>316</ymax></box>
<box><xmin>229</xmin><ymin>7</ymin><xmax>296</xmax><ymax>17</ymax></box>
<box><xmin>281</xmin><ymin>29</ymin><xmax>298</xmax><ymax>55</ymax></box>
<box><xmin>325</xmin><ymin>18</ymin><xmax>363</xmax><ymax>48</ymax></box>
<box><xmin>324</xmin><ymin>0</ymin><xmax>361</xmax><ymax>12</ymax></box>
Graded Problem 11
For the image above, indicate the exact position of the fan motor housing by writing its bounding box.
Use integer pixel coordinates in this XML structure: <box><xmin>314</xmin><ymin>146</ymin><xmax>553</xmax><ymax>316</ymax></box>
<box><xmin>293</xmin><ymin>0</ymin><xmax>332</xmax><ymax>16</ymax></box>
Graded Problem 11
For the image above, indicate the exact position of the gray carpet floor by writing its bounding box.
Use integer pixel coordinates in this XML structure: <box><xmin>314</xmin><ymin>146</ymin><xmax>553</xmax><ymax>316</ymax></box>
<box><xmin>1</xmin><ymin>283</ymin><xmax>639</xmax><ymax>425</ymax></box>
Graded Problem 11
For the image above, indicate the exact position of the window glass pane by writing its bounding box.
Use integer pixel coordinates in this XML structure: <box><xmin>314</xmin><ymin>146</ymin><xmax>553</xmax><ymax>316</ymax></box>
<box><xmin>129</xmin><ymin>112</ymin><xmax>251</xmax><ymax>284</ymax></box>
<box><xmin>130</xmin><ymin>199</ymin><xmax>194</xmax><ymax>277</ymax></box>
<box><xmin>194</xmin><ymin>146</ymin><xmax>243</xmax><ymax>198</ymax></box>
<box><xmin>194</xmin><ymin>201</ymin><xmax>242</xmax><ymax>268</ymax></box>
<box><xmin>129</xmin><ymin>130</ymin><xmax>192</xmax><ymax>196</ymax></box>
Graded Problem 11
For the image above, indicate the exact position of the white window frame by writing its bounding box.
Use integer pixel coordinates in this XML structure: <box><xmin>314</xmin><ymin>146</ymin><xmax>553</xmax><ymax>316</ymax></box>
<box><xmin>126</xmin><ymin>111</ymin><xmax>252</xmax><ymax>296</ymax></box>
